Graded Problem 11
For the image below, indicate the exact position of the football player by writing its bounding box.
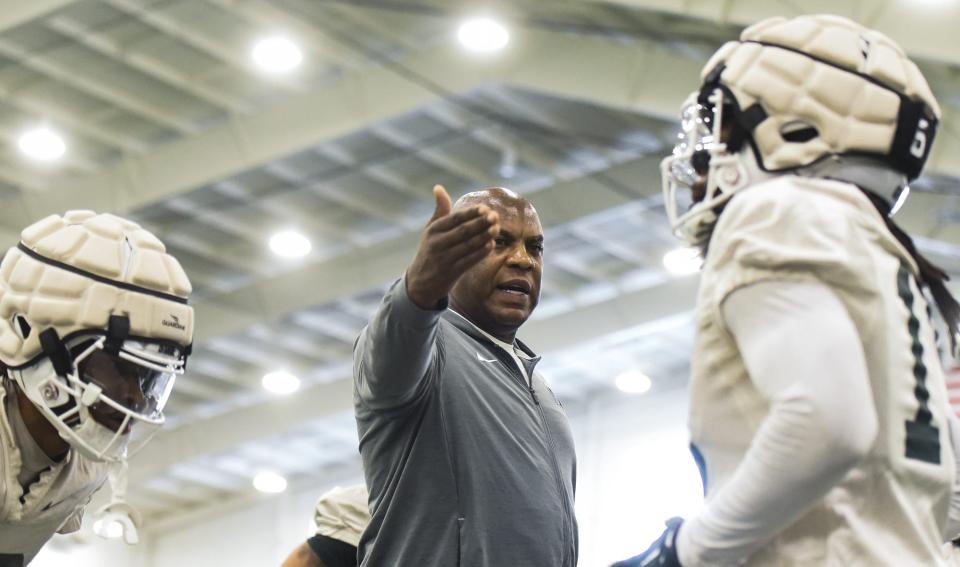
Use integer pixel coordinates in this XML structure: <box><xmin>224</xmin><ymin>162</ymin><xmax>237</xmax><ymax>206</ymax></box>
<box><xmin>0</xmin><ymin>211</ymin><xmax>193</xmax><ymax>565</ymax></box>
<box><xmin>614</xmin><ymin>14</ymin><xmax>960</xmax><ymax>566</ymax></box>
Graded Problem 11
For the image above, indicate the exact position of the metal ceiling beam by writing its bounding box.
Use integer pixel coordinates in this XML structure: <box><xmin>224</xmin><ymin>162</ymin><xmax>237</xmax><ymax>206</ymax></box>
<box><xmin>0</xmin><ymin>39</ymin><xmax>198</xmax><ymax>134</ymax></box>
<box><xmin>369</xmin><ymin>123</ymin><xmax>496</xmax><ymax>185</ymax></box>
<box><xmin>45</xmin><ymin>15</ymin><xmax>254</xmax><ymax>115</ymax></box>
<box><xmin>505</xmin><ymin>34</ymin><xmax>700</xmax><ymax>123</ymax></box>
<box><xmin>3</xmin><ymin>24</ymin><xmax>958</xmax><ymax>235</ymax></box>
<box><xmin>0</xmin><ymin>82</ymin><xmax>148</xmax><ymax>154</ymax></box>
<box><xmin>0</xmin><ymin>22</ymin><xmax>953</xmax><ymax>262</ymax></box>
<box><xmin>588</xmin><ymin>0</ymin><xmax>960</xmax><ymax>68</ymax></box>
<box><xmin>104</xmin><ymin>0</ymin><xmax>306</xmax><ymax>93</ymax></box>
<box><xmin>0</xmin><ymin>0</ymin><xmax>77</xmax><ymax>32</ymax></box>
<box><xmin>129</xmin><ymin>274</ymin><xmax>699</xmax><ymax>486</ymax></box>
<box><xmin>264</xmin><ymin>162</ymin><xmax>411</xmax><ymax>229</ymax></box>
<box><xmin>424</xmin><ymin>103</ymin><xmax>575</xmax><ymax>180</ymax></box>
<box><xmin>482</xmin><ymin>86</ymin><xmax>652</xmax><ymax>171</ymax></box>
<box><xmin>0</xmin><ymin>35</ymin><xmax>499</xmax><ymax>229</ymax></box>
<box><xmin>319</xmin><ymin>0</ymin><xmax>423</xmax><ymax>53</ymax></box>
<box><xmin>0</xmin><ymin>28</ymin><xmax>690</xmax><ymax>231</ymax></box>
<box><xmin>310</xmin><ymin>143</ymin><xmax>422</xmax><ymax>205</ymax></box>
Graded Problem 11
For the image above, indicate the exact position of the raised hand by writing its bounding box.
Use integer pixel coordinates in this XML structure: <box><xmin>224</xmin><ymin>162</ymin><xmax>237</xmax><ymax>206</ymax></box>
<box><xmin>405</xmin><ymin>184</ymin><xmax>500</xmax><ymax>309</ymax></box>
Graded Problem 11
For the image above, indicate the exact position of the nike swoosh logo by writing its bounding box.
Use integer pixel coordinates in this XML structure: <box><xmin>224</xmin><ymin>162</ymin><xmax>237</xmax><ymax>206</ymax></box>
<box><xmin>476</xmin><ymin>353</ymin><xmax>498</xmax><ymax>363</ymax></box>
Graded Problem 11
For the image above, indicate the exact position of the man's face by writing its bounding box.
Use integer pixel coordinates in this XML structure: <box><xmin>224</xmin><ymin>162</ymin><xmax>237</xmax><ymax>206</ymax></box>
<box><xmin>450</xmin><ymin>199</ymin><xmax>544</xmax><ymax>339</ymax></box>
<box><xmin>79</xmin><ymin>349</ymin><xmax>147</xmax><ymax>434</ymax></box>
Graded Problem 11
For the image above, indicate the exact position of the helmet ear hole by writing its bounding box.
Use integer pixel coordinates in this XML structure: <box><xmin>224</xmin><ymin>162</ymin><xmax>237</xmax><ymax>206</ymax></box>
<box><xmin>13</xmin><ymin>315</ymin><xmax>31</xmax><ymax>340</ymax></box>
<box><xmin>781</xmin><ymin>121</ymin><xmax>819</xmax><ymax>143</ymax></box>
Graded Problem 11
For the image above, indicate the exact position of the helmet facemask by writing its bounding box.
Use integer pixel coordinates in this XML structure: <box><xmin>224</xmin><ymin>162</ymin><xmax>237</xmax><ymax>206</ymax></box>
<box><xmin>662</xmin><ymin>88</ymin><xmax>767</xmax><ymax>249</ymax></box>
<box><xmin>9</xmin><ymin>326</ymin><xmax>186</xmax><ymax>463</ymax></box>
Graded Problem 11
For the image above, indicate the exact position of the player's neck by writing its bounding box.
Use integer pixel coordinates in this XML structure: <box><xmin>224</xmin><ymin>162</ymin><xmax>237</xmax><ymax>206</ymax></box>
<box><xmin>13</xmin><ymin>385</ymin><xmax>69</xmax><ymax>462</ymax></box>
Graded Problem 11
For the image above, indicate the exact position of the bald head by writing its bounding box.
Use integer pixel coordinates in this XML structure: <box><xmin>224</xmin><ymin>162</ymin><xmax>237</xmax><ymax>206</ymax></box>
<box><xmin>454</xmin><ymin>187</ymin><xmax>538</xmax><ymax>218</ymax></box>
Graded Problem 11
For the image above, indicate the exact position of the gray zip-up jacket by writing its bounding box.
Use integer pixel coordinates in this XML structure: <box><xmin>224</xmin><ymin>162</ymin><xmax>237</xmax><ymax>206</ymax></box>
<box><xmin>354</xmin><ymin>277</ymin><xmax>578</xmax><ymax>567</ymax></box>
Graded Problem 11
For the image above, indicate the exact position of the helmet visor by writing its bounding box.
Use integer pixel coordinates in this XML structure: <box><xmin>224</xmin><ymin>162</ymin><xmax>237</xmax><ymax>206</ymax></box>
<box><xmin>73</xmin><ymin>339</ymin><xmax>184</xmax><ymax>431</ymax></box>
<box><xmin>668</xmin><ymin>101</ymin><xmax>717</xmax><ymax>189</ymax></box>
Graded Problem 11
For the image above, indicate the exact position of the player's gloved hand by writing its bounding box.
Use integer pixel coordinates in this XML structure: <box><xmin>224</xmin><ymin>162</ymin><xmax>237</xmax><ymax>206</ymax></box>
<box><xmin>610</xmin><ymin>517</ymin><xmax>683</xmax><ymax>567</ymax></box>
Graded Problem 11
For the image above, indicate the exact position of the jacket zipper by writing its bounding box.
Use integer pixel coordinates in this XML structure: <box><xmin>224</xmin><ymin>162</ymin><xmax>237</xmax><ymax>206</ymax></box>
<box><xmin>499</xmin><ymin>351</ymin><xmax>573</xmax><ymax>567</ymax></box>
<box><xmin>532</xmin><ymin>392</ymin><xmax>573</xmax><ymax>567</ymax></box>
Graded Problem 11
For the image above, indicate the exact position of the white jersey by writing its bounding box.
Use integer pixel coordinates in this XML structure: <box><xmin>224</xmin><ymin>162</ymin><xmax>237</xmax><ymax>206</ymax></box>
<box><xmin>690</xmin><ymin>176</ymin><xmax>956</xmax><ymax>566</ymax></box>
<box><xmin>0</xmin><ymin>384</ymin><xmax>110</xmax><ymax>565</ymax></box>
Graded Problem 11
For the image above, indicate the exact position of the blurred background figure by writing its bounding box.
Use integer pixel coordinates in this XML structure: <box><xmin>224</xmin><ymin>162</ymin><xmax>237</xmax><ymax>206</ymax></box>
<box><xmin>280</xmin><ymin>485</ymin><xmax>369</xmax><ymax>567</ymax></box>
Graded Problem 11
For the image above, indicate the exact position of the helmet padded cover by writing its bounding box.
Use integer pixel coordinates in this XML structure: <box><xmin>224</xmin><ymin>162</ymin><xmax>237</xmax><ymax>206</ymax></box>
<box><xmin>0</xmin><ymin>211</ymin><xmax>193</xmax><ymax>367</ymax></box>
<box><xmin>701</xmin><ymin>14</ymin><xmax>940</xmax><ymax>175</ymax></box>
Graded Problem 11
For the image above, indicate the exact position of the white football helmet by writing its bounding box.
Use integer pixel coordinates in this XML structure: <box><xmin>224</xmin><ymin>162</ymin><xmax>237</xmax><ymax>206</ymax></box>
<box><xmin>662</xmin><ymin>14</ymin><xmax>941</xmax><ymax>245</ymax></box>
<box><xmin>0</xmin><ymin>210</ymin><xmax>193</xmax><ymax>463</ymax></box>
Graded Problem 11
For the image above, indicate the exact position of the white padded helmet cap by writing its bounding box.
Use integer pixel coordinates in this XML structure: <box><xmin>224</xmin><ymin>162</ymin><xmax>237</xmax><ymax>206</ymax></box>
<box><xmin>701</xmin><ymin>14</ymin><xmax>939</xmax><ymax>178</ymax></box>
<box><xmin>0</xmin><ymin>210</ymin><xmax>193</xmax><ymax>367</ymax></box>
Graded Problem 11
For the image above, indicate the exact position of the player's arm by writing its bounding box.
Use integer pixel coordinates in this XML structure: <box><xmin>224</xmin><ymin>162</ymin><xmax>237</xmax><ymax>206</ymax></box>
<box><xmin>677</xmin><ymin>279</ymin><xmax>878</xmax><ymax>566</ymax></box>
<box><xmin>281</xmin><ymin>542</ymin><xmax>325</xmax><ymax>567</ymax></box>
<box><xmin>354</xmin><ymin>185</ymin><xmax>499</xmax><ymax>409</ymax></box>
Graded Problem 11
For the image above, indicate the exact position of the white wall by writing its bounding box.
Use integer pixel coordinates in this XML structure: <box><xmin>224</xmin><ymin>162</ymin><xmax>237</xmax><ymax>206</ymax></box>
<box><xmin>574</xmin><ymin>388</ymin><xmax>703</xmax><ymax>566</ymax></box>
<box><xmin>32</xmin><ymin>529</ymin><xmax>147</xmax><ymax>567</ymax></box>
<box><xmin>29</xmin><ymin>388</ymin><xmax>702</xmax><ymax>567</ymax></box>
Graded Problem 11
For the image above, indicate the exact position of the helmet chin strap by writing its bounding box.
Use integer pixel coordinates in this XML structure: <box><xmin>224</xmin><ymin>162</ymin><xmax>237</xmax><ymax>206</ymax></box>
<box><xmin>713</xmin><ymin>139</ymin><xmax>776</xmax><ymax>195</ymax></box>
<box><xmin>688</xmin><ymin>145</ymin><xmax>771</xmax><ymax>250</ymax></box>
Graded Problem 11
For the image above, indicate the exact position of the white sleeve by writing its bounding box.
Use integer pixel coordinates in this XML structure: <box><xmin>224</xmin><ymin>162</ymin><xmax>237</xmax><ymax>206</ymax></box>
<box><xmin>945</xmin><ymin>414</ymin><xmax>960</xmax><ymax>541</ymax></box>
<box><xmin>677</xmin><ymin>280</ymin><xmax>879</xmax><ymax>566</ymax></box>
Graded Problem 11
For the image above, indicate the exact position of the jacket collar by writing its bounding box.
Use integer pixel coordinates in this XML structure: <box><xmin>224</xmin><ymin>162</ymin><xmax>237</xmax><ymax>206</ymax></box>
<box><xmin>441</xmin><ymin>309</ymin><xmax>542</xmax><ymax>373</ymax></box>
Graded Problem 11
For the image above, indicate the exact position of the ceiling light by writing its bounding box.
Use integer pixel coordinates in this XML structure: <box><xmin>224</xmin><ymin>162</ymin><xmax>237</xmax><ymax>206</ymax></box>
<box><xmin>262</xmin><ymin>370</ymin><xmax>300</xmax><ymax>395</ymax></box>
<box><xmin>269</xmin><ymin>230</ymin><xmax>311</xmax><ymax>258</ymax></box>
<box><xmin>457</xmin><ymin>17</ymin><xmax>510</xmax><ymax>53</ymax></box>
<box><xmin>18</xmin><ymin>127</ymin><xmax>66</xmax><ymax>162</ymax></box>
<box><xmin>253</xmin><ymin>471</ymin><xmax>288</xmax><ymax>494</ymax></box>
<box><xmin>252</xmin><ymin>36</ymin><xmax>303</xmax><ymax>73</ymax></box>
<box><xmin>662</xmin><ymin>247</ymin><xmax>703</xmax><ymax>276</ymax></box>
<box><xmin>616</xmin><ymin>369</ymin><xmax>652</xmax><ymax>394</ymax></box>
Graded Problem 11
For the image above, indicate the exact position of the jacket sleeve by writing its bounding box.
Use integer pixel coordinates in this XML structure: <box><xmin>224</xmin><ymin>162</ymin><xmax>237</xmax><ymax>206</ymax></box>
<box><xmin>354</xmin><ymin>275</ymin><xmax>445</xmax><ymax>410</ymax></box>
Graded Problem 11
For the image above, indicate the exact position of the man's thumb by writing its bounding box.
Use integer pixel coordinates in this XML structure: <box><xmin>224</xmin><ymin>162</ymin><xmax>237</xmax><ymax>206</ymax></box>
<box><xmin>429</xmin><ymin>184</ymin><xmax>452</xmax><ymax>222</ymax></box>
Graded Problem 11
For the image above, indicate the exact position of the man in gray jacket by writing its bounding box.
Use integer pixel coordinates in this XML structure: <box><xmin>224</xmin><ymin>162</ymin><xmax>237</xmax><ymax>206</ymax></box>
<box><xmin>354</xmin><ymin>185</ymin><xmax>577</xmax><ymax>567</ymax></box>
